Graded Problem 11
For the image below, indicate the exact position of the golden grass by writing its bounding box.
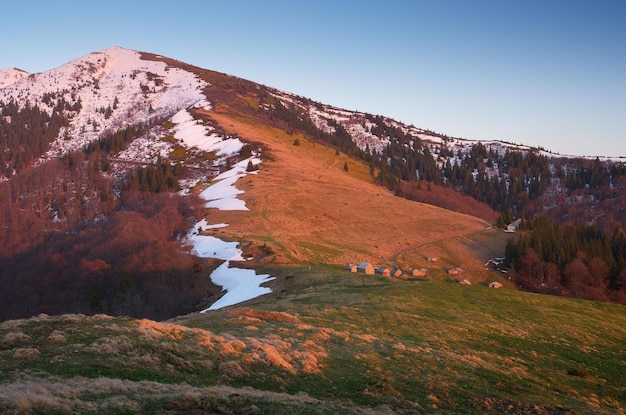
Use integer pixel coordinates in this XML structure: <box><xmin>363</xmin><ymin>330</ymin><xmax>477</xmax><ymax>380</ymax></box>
<box><xmin>229</xmin><ymin>308</ymin><xmax>302</xmax><ymax>323</ymax></box>
<box><xmin>1</xmin><ymin>331</ymin><xmax>31</xmax><ymax>346</ymax></box>
<box><xmin>194</xmin><ymin>108</ymin><xmax>493</xmax><ymax>266</ymax></box>
<box><xmin>0</xmin><ymin>375</ymin><xmax>326</xmax><ymax>415</ymax></box>
<box><xmin>12</xmin><ymin>347</ymin><xmax>40</xmax><ymax>362</ymax></box>
<box><xmin>47</xmin><ymin>330</ymin><xmax>67</xmax><ymax>343</ymax></box>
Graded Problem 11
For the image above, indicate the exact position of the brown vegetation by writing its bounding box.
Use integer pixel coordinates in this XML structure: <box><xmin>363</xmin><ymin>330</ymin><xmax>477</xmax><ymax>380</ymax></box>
<box><xmin>401</xmin><ymin>180</ymin><xmax>498</xmax><ymax>222</ymax></box>
<box><xmin>190</xmin><ymin>104</ymin><xmax>491</xmax><ymax>265</ymax></box>
<box><xmin>0</xmin><ymin>187</ymin><xmax>221</xmax><ymax>321</ymax></box>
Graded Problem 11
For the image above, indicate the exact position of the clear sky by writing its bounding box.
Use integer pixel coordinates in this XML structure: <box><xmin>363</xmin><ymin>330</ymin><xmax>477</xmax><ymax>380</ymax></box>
<box><xmin>1</xmin><ymin>0</ymin><xmax>624</xmax><ymax>157</ymax></box>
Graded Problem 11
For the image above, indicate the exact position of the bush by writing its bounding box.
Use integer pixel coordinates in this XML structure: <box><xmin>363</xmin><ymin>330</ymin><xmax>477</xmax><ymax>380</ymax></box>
<box><xmin>567</xmin><ymin>366</ymin><xmax>588</xmax><ymax>378</ymax></box>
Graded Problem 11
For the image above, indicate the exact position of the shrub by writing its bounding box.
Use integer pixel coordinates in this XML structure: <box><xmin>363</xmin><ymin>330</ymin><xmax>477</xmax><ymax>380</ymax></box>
<box><xmin>13</xmin><ymin>347</ymin><xmax>40</xmax><ymax>362</ymax></box>
<box><xmin>1</xmin><ymin>331</ymin><xmax>31</xmax><ymax>346</ymax></box>
<box><xmin>567</xmin><ymin>366</ymin><xmax>588</xmax><ymax>378</ymax></box>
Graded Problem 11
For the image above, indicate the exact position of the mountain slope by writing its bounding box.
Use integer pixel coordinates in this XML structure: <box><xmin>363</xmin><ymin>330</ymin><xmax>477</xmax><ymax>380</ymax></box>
<box><xmin>0</xmin><ymin>46</ymin><xmax>207</xmax><ymax>165</ymax></box>
<box><xmin>1</xmin><ymin>47</ymin><xmax>625</xmax><ymax>415</ymax></box>
<box><xmin>0</xmin><ymin>47</ymin><xmax>503</xmax><ymax>322</ymax></box>
<box><xmin>195</xmin><ymin>104</ymin><xmax>492</xmax><ymax>265</ymax></box>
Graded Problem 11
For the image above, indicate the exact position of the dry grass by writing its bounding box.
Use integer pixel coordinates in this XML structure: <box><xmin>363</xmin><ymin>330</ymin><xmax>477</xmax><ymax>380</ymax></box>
<box><xmin>0</xmin><ymin>375</ymin><xmax>327</xmax><ymax>415</ymax></box>
<box><xmin>12</xmin><ymin>347</ymin><xmax>40</xmax><ymax>362</ymax></box>
<box><xmin>47</xmin><ymin>330</ymin><xmax>67</xmax><ymax>343</ymax></box>
<box><xmin>1</xmin><ymin>331</ymin><xmax>31</xmax><ymax>346</ymax></box>
<box><xmin>229</xmin><ymin>308</ymin><xmax>302</xmax><ymax>323</ymax></box>
<box><xmin>193</xmin><ymin>107</ymin><xmax>492</xmax><ymax>266</ymax></box>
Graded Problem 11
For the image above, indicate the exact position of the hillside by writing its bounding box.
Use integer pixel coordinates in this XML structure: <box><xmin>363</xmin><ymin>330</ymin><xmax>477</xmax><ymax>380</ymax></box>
<box><xmin>0</xmin><ymin>47</ymin><xmax>505</xmax><ymax>321</ymax></box>
<box><xmin>0</xmin><ymin>47</ymin><xmax>625</xmax><ymax>414</ymax></box>
<box><xmin>191</xmin><ymin>102</ymin><xmax>491</xmax><ymax>266</ymax></box>
<box><xmin>1</xmin><ymin>267</ymin><xmax>625</xmax><ymax>414</ymax></box>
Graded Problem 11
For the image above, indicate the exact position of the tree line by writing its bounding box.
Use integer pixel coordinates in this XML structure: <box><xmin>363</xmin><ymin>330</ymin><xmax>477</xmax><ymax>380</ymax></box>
<box><xmin>504</xmin><ymin>216</ymin><xmax>626</xmax><ymax>303</ymax></box>
<box><xmin>0</xmin><ymin>99</ymin><xmax>71</xmax><ymax>175</ymax></box>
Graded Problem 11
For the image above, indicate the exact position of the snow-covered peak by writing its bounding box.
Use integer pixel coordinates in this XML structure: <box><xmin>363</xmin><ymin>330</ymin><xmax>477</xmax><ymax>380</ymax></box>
<box><xmin>0</xmin><ymin>67</ymin><xmax>29</xmax><ymax>88</ymax></box>
<box><xmin>0</xmin><ymin>46</ymin><xmax>209</xmax><ymax>157</ymax></box>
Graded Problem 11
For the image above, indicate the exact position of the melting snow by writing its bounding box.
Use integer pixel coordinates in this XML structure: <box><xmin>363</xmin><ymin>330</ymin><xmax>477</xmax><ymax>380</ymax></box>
<box><xmin>186</xmin><ymin>157</ymin><xmax>273</xmax><ymax>311</ymax></box>
<box><xmin>202</xmin><ymin>262</ymin><xmax>273</xmax><ymax>311</ymax></box>
<box><xmin>186</xmin><ymin>218</ymin><xmax>273</xmax><ymax>311</ymax></box>
<box><xmin>172</xmin><ymin>108</ymin><xmax>243</xmax><ymax>156</ymax></box>
<box><xmin>173</xmin><ymin>108</ymin><xmax>272</xmax><ymax>310</ymax></box>
<box><xmin>199</xmin><ymin>157</ymin><xmax>261</xmax><ymax>211</ymax></box>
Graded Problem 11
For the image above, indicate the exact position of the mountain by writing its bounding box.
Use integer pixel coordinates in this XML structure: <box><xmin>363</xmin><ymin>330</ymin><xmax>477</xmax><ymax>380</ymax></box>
<box><xmin>0</xmin><ymin>46</ymin><xmax>625</xmax><ymax>414</ymax></box>
<box><xmin>0</xmin><ymin>46</ymin><xmax>625</xmax><ymax>319</ymax></box>
<box><xmin>0</xmin><ymin>46</ymin><xmax>496</xmax><ymax>320</ymax></box>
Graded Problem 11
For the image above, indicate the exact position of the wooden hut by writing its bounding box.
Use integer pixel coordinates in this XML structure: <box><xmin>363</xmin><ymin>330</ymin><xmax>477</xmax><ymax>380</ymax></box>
<box><xmin>412</xmin><ymin>268</ymin><xmax>427</xmax><ymax>277</ymax></box>
<box><xmin>376</xmin><ymin>267</ymin><xmax>391</xmax><ymax>277</ymax></box>
<box><xmin>357</xmin><ymin>262</ymin><xmax>375</xmax><ymax>275</ymax></box>
<box><xmin>390</xmin><ymin>267</ymin><xmax>404</xmax><ymax>277</ymax></box>
<box><xmin>448</xmin><ymin>267</ymin><xmax>463</xmax><ymax>276</ymax></box>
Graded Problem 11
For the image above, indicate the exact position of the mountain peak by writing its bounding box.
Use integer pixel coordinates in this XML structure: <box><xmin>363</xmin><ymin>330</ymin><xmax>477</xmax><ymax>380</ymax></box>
<box><xmin>0</xmin><ymin>47</ymin><xmax>209</xmax><ymax>157</ymax></box>
<box><xmin>0</xmin><ymin>67</ymin><xmax>29</xmax><ymax>88</ymax></box>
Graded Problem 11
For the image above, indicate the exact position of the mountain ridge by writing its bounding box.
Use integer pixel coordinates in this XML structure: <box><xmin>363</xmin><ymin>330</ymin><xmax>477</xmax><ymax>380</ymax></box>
<box><xmin>0</xmin><ymin>46</ymin><xmax>625</xmax><ymax>315</ymax></box>
<box><xmin>2</xmin><ymin>46</ymin><xmax>623</xmax><ymax>160</ymax></box>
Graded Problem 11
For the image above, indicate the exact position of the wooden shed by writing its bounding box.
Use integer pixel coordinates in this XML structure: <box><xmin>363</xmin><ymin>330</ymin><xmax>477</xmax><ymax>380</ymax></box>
<box><xmin>376</xmin><ymin>267</ymin><xmax>391</xmax><ymax>277</ymax></box>
<box><xmin>390</xmin><ymin>267</ymin><xmax>404</xmax><ymax>278</ymax></box>
<box><xmin>412</xmin><ymin>268</ymin><xmax>427</xmax><ymax>277</ymax></box>
<box><xmin>357</xmin><ymin>262</ymin><xmax>375</xmax><ymax>275</ymax></box>
<box><xmin>448</xmin><ymin>267</ymin><xmax>463</xmax><ymax>275</ymax></box>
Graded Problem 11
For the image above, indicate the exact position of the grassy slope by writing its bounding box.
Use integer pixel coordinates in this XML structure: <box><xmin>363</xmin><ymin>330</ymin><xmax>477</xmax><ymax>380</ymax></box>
<box><xmin>193</xmin><ymin>84</ymin><xmax>492</xmax><ymax>267</ymax></box>
<box><xmin>1</xmin><ymin>268</ymin><xmax>624</xmax><ymax>414</ymax></box>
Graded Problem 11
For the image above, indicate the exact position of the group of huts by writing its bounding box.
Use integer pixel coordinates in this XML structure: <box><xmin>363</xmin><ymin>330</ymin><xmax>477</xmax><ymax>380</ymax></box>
<box><xmin>346</xmin><ymin>262</ymin><xmax>427</xmax><ymax>278</ymax></box>
<box><xmin>346</xmin><ymin>258</ymin><xmax>504</xmax><ymax>289</ymax></box>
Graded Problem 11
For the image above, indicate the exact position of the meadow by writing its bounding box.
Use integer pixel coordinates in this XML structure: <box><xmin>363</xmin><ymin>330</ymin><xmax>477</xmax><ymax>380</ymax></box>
<box><xmin>1</xmin><ymin>264</ymin><xmax>624</xmax><ymax>414</ymax></box>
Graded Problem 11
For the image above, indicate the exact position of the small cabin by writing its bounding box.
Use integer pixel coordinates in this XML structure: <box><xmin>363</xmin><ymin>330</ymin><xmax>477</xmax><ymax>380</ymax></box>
<box><xmin>427</xmin><ymin>256</ymin><xmax>439</xmax><ymax>262</ymax></box>
<box><xmin>412</xmin><ymin>268</ymin><xmax>427</xmax><ymax>277</ymax></box>
<box><xmin>376</xmin><ymin>267</ymin><xmax>391</xmax><ymax>277</ymax></box>
<box><xmin>489</xmin><ymin>281</ymin><xmax>503</xmax><ymax>289</ymax></box>
<box><xmin>357</xmin><ymin>262</ymin><xmax>375</xmax><ymax>275</ymax></box>
<box><xmin>448</xmin><ymin>267</ymin><xmax>463</xmax><ymax>276</ymax></box>
<box><xmin>390</xmin><ymin>267</ymin><xmax>404</xmax><ymax>278</ymax></box>
<box><xmin>346</xmin><ymin>263</ymin><xmax>358</xmax><ymax>273</ymax></box>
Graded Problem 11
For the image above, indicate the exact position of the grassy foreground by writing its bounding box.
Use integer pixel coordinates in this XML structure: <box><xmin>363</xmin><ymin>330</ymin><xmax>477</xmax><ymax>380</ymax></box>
<box><xmin>1</xmin><ymin>264</ymin><xmax>625</xmax><ymax>414</ymax></box>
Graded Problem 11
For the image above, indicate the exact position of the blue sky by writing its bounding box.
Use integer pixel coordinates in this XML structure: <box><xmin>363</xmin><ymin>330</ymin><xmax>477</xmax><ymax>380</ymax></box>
<box><xmin>2</xmin><ymin>0</ymin><xmax>624</xmax><ymax>157</ymax></box>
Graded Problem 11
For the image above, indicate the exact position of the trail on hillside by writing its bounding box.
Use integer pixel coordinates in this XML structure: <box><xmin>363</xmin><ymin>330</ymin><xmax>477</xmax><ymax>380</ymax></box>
<box><xmin>386</xmin><ymin>227</ymin><xmax>493</xmax><ymax>267</ymax></box>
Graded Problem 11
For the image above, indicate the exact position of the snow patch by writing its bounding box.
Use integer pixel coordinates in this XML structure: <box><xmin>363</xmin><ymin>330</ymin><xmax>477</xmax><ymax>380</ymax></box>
<box><xmin>171</xmin><ymin>105</ymin><xmax>272</xmax><ymax>311</ymax></box>
<box><xmin>200</xmin><ymin>157</ymin><xmax>261</xmax><ymax>211</ymax></box>
<box><xmin>172</xmin><ymin>108</ymin><xmax>243</xmax><ymax>156</ymax></box>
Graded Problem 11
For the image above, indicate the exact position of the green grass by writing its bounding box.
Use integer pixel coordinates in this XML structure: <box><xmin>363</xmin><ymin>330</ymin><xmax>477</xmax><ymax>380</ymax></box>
<box><xmin>1</xmin><ymin>266</ymin><xmax>625</xmax><ymax>414</ymax></box>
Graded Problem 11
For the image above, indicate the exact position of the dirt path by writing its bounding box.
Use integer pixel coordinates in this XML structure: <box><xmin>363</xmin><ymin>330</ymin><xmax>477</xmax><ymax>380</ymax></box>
<box><xmin>386</xmin><ymin>227</ymin><xmax>493</xmax><ymax>267</ymax></box>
